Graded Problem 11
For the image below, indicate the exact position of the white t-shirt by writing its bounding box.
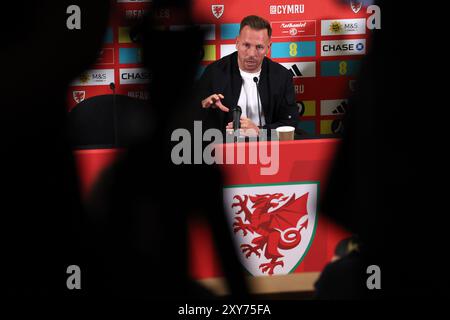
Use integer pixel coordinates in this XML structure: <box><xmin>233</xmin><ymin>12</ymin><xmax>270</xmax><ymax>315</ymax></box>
<box><xmin>237</xmin><ymin>68</ymin><xmax>266</xmax><ymax>127</ymax></box>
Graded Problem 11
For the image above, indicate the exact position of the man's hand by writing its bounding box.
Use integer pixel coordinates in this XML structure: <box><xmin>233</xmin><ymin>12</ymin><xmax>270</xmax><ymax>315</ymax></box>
<box><xmin>201</xmin><ymin>94</ymin><xmax>229</xmax><ymax>112</ymax></box>
<box><xmin>226</xmin><ymin>116</ymin><xmax>260</xmax><ymax>137</ymax></box>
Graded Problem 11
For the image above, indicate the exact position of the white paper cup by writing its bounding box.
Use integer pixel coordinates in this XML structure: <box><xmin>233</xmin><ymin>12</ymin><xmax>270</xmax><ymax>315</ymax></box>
<box><xmin>276</xmin><ymin>126</ymin><xmax>295</xmax><ymax>141</ymax></box>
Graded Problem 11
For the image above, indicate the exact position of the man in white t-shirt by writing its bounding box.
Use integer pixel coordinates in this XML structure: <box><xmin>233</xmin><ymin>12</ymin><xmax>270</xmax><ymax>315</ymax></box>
<box><xmin>198</xmin><ymin>15</ymin><xmax>298</xmax><ymax>136</ymax></box>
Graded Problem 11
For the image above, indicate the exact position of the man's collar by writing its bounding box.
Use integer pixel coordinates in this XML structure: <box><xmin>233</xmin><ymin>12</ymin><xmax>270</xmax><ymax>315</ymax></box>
<box><xmin>231</xmin><ymin>52</ymin><xmax>268</xmax><ymax>76</ymax></box>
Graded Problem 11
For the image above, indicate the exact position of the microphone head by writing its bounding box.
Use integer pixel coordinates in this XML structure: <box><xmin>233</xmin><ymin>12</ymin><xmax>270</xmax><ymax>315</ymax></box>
<box><xmin>109</xmin><ymin>82</ymin><xmax>115</xmax><ymax>90</ymax></box>
<box><xmin>253</xmin><ymin>77</ymin><xmax>258</xmax><ymax>84</ymax></box>
<box><xmin>235</xmin><ymin>105</ymin><xmax>242</xmax><ymax>113</ymax></box>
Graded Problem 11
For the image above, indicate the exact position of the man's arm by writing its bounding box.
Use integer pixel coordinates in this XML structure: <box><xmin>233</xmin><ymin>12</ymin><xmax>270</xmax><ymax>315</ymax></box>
<box><xmin>195</xmin><ymin>64</ymin><xmax>228</xmax><ymax>130</ymax></box>
<box><xmin>196</xmin><ymin>65</ymin><xmax>228</xmax><ymax>111</ymax></box>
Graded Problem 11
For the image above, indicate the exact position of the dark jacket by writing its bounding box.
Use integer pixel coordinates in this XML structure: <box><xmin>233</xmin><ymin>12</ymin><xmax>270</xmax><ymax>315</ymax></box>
<box><xmin>197</xmin><ymin>52</ymin><xmax>298</xmax><ymax>132</ymax></box>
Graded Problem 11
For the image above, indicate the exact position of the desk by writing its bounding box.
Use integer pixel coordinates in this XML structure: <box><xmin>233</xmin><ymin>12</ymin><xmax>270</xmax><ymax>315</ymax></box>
<box><xmin>74</xmin><ymin>139</ymin><xmax>348</xmax><ymax>295</ymax></box>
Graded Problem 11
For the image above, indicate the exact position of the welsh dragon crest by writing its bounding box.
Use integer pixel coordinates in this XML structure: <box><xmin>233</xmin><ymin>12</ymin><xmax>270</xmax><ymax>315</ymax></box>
<box><xmin>231</xmin><ymin>192</ymin><xmax>311</xmax><ymax>275</ymax></box>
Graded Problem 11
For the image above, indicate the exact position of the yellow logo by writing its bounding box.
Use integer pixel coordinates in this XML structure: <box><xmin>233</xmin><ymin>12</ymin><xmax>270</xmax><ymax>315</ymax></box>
<box><xmin>329</xmin><ymin>21</ymin><xmax>343</xmax><ymax>33</ymax></box>
<box><xmin>79</xmin><ymin>73</ymin><xmax>90</xmax><ymax>84</ymax></box>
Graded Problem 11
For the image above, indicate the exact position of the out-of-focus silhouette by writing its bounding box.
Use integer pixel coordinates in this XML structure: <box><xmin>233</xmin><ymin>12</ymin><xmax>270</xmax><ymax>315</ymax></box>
<box><xmin>0</xmin><ymin>0</ymin><xmax>111</xmax><ymax>296</ymax></box>
<box><xmin>1</xmin><ymin>0</ymin><xmax>248</xmax><ymax>298</ymax></box>
<box><xmin>314</xmin><ymin>236</ymin><xmax>364</xmax><ymax>299</ymax></box>
<box><xmin>322</xmin><ymin>0</ymin><xmax>448</xmax><ymax>298</ymax></box>
<box><xmin>68</xmin><ymin>94</ymin><xmax>154</xmax><ymax>149</ymax></box>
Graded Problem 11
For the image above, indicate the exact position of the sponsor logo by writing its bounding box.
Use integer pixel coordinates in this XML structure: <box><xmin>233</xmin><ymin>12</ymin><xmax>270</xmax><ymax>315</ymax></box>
<box><xmin>221</xmin><ymin>23</ymin><xmax>240</xmax><ymax>40</ymax></box>
<box><xmin>128</xmin><ymin>91</ymin><xmax>149</xmax><ymax>100</ymax></box>
<box><xmin>96</xmin><ymin>48</ymin><xmax>114</xmax><ymax>65</ymax></box>
<box><xmin>321</xmin><ymin>39</ymin><xmax>366</xmax><ymax>57</ymax></box>
<box><xmin>202</xmin><ymin>45</ymin><xmax>216</xmax><ymax>61</ymax></box>
<box><xmin>320</xmin><ymin>99</ymin><xmax>348</xmax><ymax>116</ymax></box>
<box><xmin>212</xmin><ymin>5</ymin><xmax>224</xmax><ymax>19</ymax></box>
<box><xmin>270</xmin><ymin>4</ymin><xmax>305</xmax><ymax>15</ymax></box>
<box><xmin>271</xmin><ymin>20</ymin><xmax>316</xmax><ymax>38</ymax></box>
<box><xmin>224</xmin><ymin>182</ymin><xmax>318</xmax><ymax>275</ymax></box>
<box><xmin>271</xmin><ymin>41</ymin><xmax>316</xmax><ymax>58</ymax></box>
<box><xmin>71</xmin><ymin>69</ymin><xmax>114</xmax><ymax>86</ymax></box>
<box><xmin>320</xmin><ymin>119</ymin><xmax>344</xmax><ymax>135</ymax></box>
<box><xmin>72</xmin><ymin>90</ymin><xmax>85</xmax><ymax>103</ymax></box>
<box><xmin>118</xmin><ymin>27</ymin><xmax>132</xmax><ymax>43</ymax></box>
<box><xmin>350</xmin><ymin>0</ymin><xmax>363</xmax><ymax>13</ymax></box>
<box><xmin>331</xmin><ymin>119</ymin><xmax>344</xmax><ymax>134</ymax></box>
<box><xmin>321</xmin><ymin>19</ymin><xmax>366</xmax><ymax>36</ymax></box>
<box><xmin>119</xmin><ymin>68</ymin><xmax>150</xmax><ymax>84</ymax></box>
<box><xmin>297</xmin><ymin>120</ymin><xmax>316</xmax><ymax>135</ymax></box>
<box><xmin>320</xmin><ymin>60</ymin><xmax>361</xmax><ymax>77</ymax></box>
<box><xmin>297</xmin><ymin>100</ymin><xmax>316</xmax><ymax>117</ymax></box>
<box><xmin>171</xmin><ymin>24</ymin><xmax>215</xmax><ymax>41</ymax></box>
<box><xmin>220</xmin><ymin>44</ymin><xmax>236</xmax><ymax>58</ymax></box>
<box><xmin>119</xmin><ymin>48</ymin><xmax>142</xmax><ymax>64</ymax></box>
<box><xmin>200</xmin><ymin>24</ymin><xmax>216</xmax><ymax>40</ymax></box>
<box><xmin>281</xmin><ymin>62</ymin><xmax>316</xmax><ymax>78</ymax></box>
<box><xmin>118</xmin><ymin>27</ymin><xmax>141</xmax><ymax>43</ymax></box>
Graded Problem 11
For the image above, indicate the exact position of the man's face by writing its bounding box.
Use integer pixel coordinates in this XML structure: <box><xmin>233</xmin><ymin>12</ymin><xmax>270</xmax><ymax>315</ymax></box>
<box><xmin>236</xmin><ymin>26</ymin><xmax>271</xmax><ymax>73</ymax></box>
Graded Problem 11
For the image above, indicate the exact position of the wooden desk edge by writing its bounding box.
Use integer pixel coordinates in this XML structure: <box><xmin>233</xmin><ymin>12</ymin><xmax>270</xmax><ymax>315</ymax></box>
<box><xmin>196</xmin><ymin>272</ymin><xmax>320</xmax><ymax>296</ymax></box>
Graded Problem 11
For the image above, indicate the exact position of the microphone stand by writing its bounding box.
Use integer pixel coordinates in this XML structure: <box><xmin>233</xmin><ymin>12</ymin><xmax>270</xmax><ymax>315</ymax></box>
<box><xmin>110</xmin><ymin>82</ymin><xmax>118</xmax><ymax>147</ymax></box>
<box><xmin>232</xmin><ymin>106</ymin><xmax>242</xmax><ymax>143</ymax></box>
<box><xmin>253</xmin><ymin>77</ymin><xmax>262</xmax><ymax>128</ymax></box>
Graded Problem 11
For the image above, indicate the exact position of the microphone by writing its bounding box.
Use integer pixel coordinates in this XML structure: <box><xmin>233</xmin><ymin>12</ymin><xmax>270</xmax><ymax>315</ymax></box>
<box><xmin>232</xmin><ymin>105</ymin><xmax>242</xmax><ymax>131</ymax></box>
<box><xmin>253</xmin><ymin>77</ymin><xmax>262</xmax><ymax>127</ymax></box>
<box><xmin>110</xmin><ymin>82</ymin><xmax>118</xmax><ymax>147</ymax></box>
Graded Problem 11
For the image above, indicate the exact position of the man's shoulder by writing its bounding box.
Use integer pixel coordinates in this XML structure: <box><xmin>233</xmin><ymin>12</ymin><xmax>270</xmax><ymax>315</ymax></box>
<box><xmin>264</xmin><ymin>57</ymin><xmax>291</xmax><ymax>79</ymax></box>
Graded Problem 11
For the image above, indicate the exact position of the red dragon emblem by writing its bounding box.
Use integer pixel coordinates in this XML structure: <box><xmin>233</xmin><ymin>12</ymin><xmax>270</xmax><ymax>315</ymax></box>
<box><xmin>72</xmin><ymin>90</ymin><xmax>85</xmax><ymax>104</ymax></box>
<box><xmin>350</xmin><ymin>0</ymin><xmax>363</xmax><ymax>13</ymax></box>
<box><xmin>211</xmin><ymin>5</ymin><xmax>224</xmax><ymax>19</ymax></box>
<box><xmin>231</xmin><ymin>192</ymin><xmax>309</xmax><ymax>275</ymax></box>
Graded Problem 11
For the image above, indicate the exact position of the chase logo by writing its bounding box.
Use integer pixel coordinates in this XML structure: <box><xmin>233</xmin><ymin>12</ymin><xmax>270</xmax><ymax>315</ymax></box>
<box><xmin>321</xmin><ymin>39</ymin><xmax>366</xmax><ymax>57</ymax></box>
<box><xmin>321</xmin><ymin>19</ymin><xmax>366</xmax><ymax>36</ymax></box>
<box><xmin>320</xmin><ymin>60</ymin><xmax>361</xmax><ymax>77</ymax></box>
<box><xmin>271</xmin><ymin>41</ymin><xmax>315</xmax><ymax>58</ymax></box>
<box><xmin>119</xmin><ymin>68</ymin><xmax>150</xmax><ymax>84</ymax></box>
